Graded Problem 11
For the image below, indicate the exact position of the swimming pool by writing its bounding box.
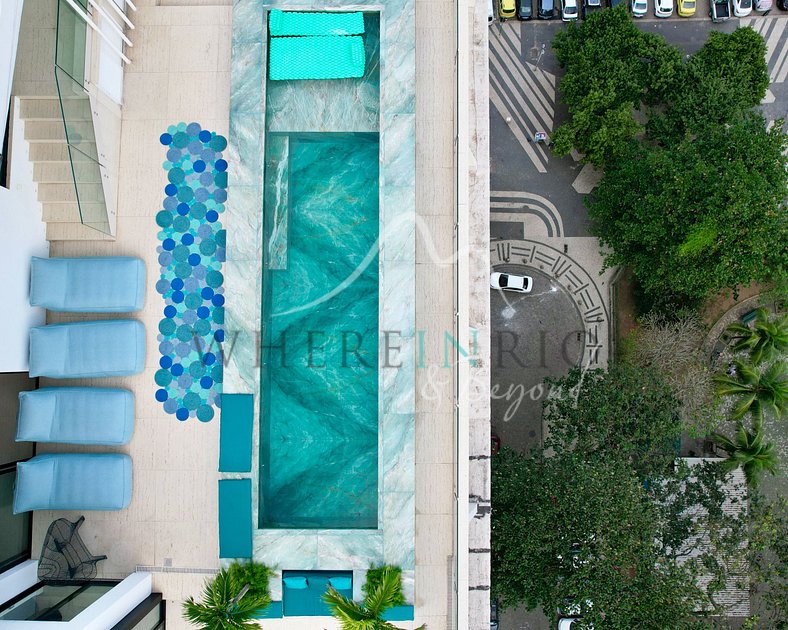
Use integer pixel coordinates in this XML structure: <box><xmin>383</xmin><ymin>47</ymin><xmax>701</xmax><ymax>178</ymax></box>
<box><xmin>259</xmin><ymin>132</ymin><xmax>379</xmax><ymax>529</ymax></box>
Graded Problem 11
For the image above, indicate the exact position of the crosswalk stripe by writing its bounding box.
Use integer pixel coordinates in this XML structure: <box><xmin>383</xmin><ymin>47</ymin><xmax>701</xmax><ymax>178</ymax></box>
<box><xmin>490</xmin><ymin>28</ymin><xmax>556</xmax><ymax>110</ymax></box>
<box><xmin>489</xmin><ymin>81</ymin><xmax>548</xmax><ymax>173</ymax></box>
<box><xmin>763</xmin><ymin>20</ymin><xmax>783</xmax><ymax>70</ymax></box>
<box><xmin>489</xmin><ymin>62</ymin><xmax>553</xmax><ymax>158</ymax></box>
<box><xmin>489</xmin><ymin>37</ymin><xmax>554</xmax><ymax>128</ymax></box>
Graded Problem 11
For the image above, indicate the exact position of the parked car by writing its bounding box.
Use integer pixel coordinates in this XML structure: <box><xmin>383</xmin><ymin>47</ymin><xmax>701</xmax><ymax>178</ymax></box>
<box><xmin>677</xmin><ymin>0</ymin><xmax>697</xmax><ymax>14</ymax></box>
<box><xmin>538</xmin><ymin>0</ymin><xmax>558</xmax><ymax>17</ymax></box>
<box><xmin>562</xmin><ymin>0</ymin><xmax>580</xmax><ymax>19</ymax></box>
<box><xmin>754</xmin><ymin>0</ymin><xmax>772</xmax><ymax>10</ymax></box>
<box><xmin>583</xmin><ymin>0</ymin><xmax>605</xmax><ymax>16</ymax></box>
<box><xmin>710</xmin><ymin>0</ymin><xmax>730</xmax><ymax>20</ymax></box>
<box><xmin>499</xmin><ymin>0</ymin><xmax>517</xmax><ymax>19</ymax></box>
<box><xmin>491</xmin><ymin>599</ymin><xmax>500</xmax><ymax>630</ymax></box>
<box><xmin>732</xmin><ymin>0</ymin><xmax>753</xmax><ymax>13</ymax></box>
<box><xmin>631</xmin><ymin>0</ymin><xmax>648</xmax><ymax>15</ymax></box>
<box><xmin>609</xmin><ymin>0</ymin><xmax>625</xmax><ymax>6</ymax></box>
<box><xmin>518</xmin><ymin>0</ymin><xmax>534</xmax><ymax>18</ymax></box>
<box><xmin>490</xmin><ymin>272</ymin><xmax>534</xmax><ymax>293</ymax></box>
<box><xmin>489</xmin><ymin>0</ymin><xmax>496</xmax><ymax>23</ymax></box>
<box><xmin>778</xmin><ymin>0</ymin><xmax>787</xmax><ymax>9</ymax></box>
<box><xmin>655</xmin><ymin>0</ymin><xmax>674</xmax><ymax>14</ymax></box>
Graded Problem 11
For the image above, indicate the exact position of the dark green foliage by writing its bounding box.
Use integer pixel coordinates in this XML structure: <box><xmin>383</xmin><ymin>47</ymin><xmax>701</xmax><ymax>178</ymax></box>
<box><xmin>653</xmin><ymin>28</ymin><xmax>769</xmax><ymax>141</ymax></box>
<box><xmin>544</xmin><ymin>364</ymin><xmax>683</xmax><ymax>477</ymax></box>
<box><xmin>182</xmin><ymin>566</ymin><xmax>271</xmax><ymax>629</ymax></box>
<box><xmin>588</xmin><ymin>113</ymin><xmax>788</xmax><ymax>307</ymax></box>
<box><xmin>226</xmin><ymin>560</ymin><xmax>274</xmax><ymax>602</ymax></box>
<box><xmin>492</xmin><ymin>449</ymin><xmax>714</xmax><ymax>628</ymax></box>
<box><xmin>746</xmin><ymin>494</ymin><xmax>788</xmax><ymax>629</ymax></box>
<box><xmin>551</xmin><ymin>5</ymin><xmax>681</xmax><ymax>168</ymax></box>
<box><xmin>553</xmin><ymin>13</ymin><xmax>786</xmax><ymax>310</ymax></box>
<box><xmin>363</xmin><ymin>565</ymin><xmax>406</xmax><ymax>608</ymax></box>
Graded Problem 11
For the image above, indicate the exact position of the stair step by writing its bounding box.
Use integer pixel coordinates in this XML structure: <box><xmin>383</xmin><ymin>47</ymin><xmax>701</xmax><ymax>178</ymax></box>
<box><xmin>34</xmin><ymin>162</ymin><xmax>103</xmax><ymax>184</ymax></box>
<box><xmin>28</xmin><ymin>143</ymin><xmax>71</xmax><ymax>162</ymax></box>
<box><xmin>42</xmin><ymin>202</ymin><xmax>81</xmax><ymax>223</ymax></box>
<box><xmin>20</xmin><ymin>98</ymin><xmax>92</xmax><ymax>122</ymax></box>
<box><xmin>24</xmin><ymin>121</ymin><xmax>66</xmax><ymax>142</ymax></box>
<box><xmin>46</xmin><ymin>222</ymin><xmax>115</xmax><ymax>242</ymax></box>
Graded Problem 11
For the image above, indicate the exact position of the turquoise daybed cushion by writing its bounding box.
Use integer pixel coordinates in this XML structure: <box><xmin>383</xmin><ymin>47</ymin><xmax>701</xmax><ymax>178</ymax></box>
<box><xmin>13</xmin><ymin>453</ymin><xmax>132</xmax><ymax>513</ymax></box>
<box><xmin>283</xmin><ymin>576</ymin><xmax>308</xmax><ymax>589</ymax></box>
<box><xmin>16</xmin><ymin>387</ymin><xmax>135</xmax><ymax>445</ymax></box>
<box><xmin>329</xmin><ymin>576</ymin><xmax>352</xmax><ymax>590</ymax></box>
<box><xmin>29</xmin><ymin>256</ymin><xmax>146</xmax><ymax>312</ymax></box>
<box><xmin>28</xmin><ymin>320</ymin><xmax>146</xmax><ymax>378</ymax></box>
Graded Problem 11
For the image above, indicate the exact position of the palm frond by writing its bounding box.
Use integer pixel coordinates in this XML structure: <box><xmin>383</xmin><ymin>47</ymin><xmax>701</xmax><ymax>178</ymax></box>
<box><xmin>362</xmin><ymin>568</ymin><xmax>402</xmax><ymax>617</ymax></box>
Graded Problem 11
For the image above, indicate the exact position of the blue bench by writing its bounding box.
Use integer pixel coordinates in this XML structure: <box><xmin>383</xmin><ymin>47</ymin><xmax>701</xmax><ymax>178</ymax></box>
<box><xmin>218</xmin><ymin>479</ymin><xmax>253</xmax><ymax>558</ymax></box>
<box><xmin>219</xmin><ymin>394</ymin><xmax>254</xmax><ymax>472</ymax></box>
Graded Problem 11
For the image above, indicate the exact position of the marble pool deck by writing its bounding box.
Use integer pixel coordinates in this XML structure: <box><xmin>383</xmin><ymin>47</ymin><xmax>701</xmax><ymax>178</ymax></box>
<box><xmin>24</xmin><ymin>0</ymin><xmax>463</xmax><ymax>627</ymax></box>
<box><xmin>221</xmin><ymin>0</ymin><xmax>417</xmax><ymax>590</ymax></box>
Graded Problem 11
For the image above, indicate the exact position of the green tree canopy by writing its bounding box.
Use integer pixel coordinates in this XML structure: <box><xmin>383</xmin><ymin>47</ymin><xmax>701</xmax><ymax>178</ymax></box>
<box><xmin>551</xmin><ymin>5</ymin><xmax>681</xmax><ymax>167</ymax></box>
<box><xmin>491</xmin><ymin>449</ymin><xmax>735</xmax><ymax>628</ymax></box>
<box><xmin>544</xmin><ymin>364</ymin><xmax>682</xmax><ymax>477</ymax></box>
<box><xmin>654</xmin><ymin>27</ymin><xmax>769</xmax><ymax>141</ymax></box>
<box><xmin>588</xmin><ymin>113</ymin><xmax>788</xmax><ymax>307</ymax></box>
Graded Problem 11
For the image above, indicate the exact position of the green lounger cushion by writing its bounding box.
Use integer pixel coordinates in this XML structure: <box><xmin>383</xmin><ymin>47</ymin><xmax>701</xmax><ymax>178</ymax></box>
<box><xmin>268</xmin><ymin>9</ymin><xmax>364</xmax><ymax>36</ymax></box>
<box><xmin>282</xmin><ymin>571</ymin><xmax>352</xmax><ymax>616</ymax></box>
<box><xmin>219</xmin><ymin>394</ymin><xmax>254</xmax><ymax>472</ymax></box>
<box><xmin>382</xmin><ymin>605</ymin><xmax>415</xmax><ymax>621</ymax></box>
<box><xmin>269</xmin><ymin>36</ymin><xmax>366</xmax><ymax>81</ymax></box>
<box><xmin>218</xmin><ymin>479</ymin><xmax>252</xmax><ymax>558</ymax></box>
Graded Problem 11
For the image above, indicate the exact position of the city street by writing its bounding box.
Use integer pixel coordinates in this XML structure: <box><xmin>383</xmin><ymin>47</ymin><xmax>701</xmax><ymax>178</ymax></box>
<box><xmin>489</xmin><ymin>11</ymin><xmax>788</xmax><ymax>629</ymax></box>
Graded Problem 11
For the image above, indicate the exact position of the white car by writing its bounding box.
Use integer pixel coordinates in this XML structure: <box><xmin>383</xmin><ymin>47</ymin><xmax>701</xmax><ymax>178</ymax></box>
<box><xmin>754</xmin><ymin>0</ymin><xmax>771</xmax><ymax>10</ymax></box>
<box><xmin>631</xmin><ymin>0</ymin><xmax>648</xmax><ymax>15</ymax></box>
<box><xmin>490</xmin><ymin>272</ymin><xmax>533</xmax><ymax>293</ymax></box>
<box><xmin>562</xmin><ymin>0</ymin><xmax>579</xmax><ymax>19</ymax></box>
<box><xmin>733</xmin><ymin>0</ymin><xmax>753</xmax><ymax>12</ymax></box>
<box><xmin>655</xmin><ymin>0</ymin><xmax>674</xmax><ymax>15</ymax></box>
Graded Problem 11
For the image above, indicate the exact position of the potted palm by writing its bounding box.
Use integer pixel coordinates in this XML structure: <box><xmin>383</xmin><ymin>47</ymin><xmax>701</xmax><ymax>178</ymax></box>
<box><xmin>323</xmin><ymin>566</ymin><xmax>424</xmax><ymax>629</ymax></box>
<box><xmin>183</xmin><ymin>562</ymin><xmax>272</xmax><ymax>629</ymax></box>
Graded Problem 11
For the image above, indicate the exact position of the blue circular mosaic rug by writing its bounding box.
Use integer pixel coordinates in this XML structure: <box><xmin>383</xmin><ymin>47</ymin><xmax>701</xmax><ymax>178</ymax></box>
<box><xmin>154</xmin><ymin>122</ymin><xmax>227</xmax><ymax>422</ymax></box>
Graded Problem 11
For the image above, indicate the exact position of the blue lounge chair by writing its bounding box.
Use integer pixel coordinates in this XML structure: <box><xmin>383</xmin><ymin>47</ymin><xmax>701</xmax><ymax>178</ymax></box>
<box><xmin>29</xmin><ymin>320</ymin><xmax>146</xmax><ymax>378</ymax></box>
<box><xmin>16</xmin><ymin>387</ymin><xmax>135</xmax><ymax>445</ymax></box>
<box><xmin>29</xmin><ymin>256</ymin><xmax>146</xmax><ymax>312</ymax></box>
<box><xmin>13</xmin><ymin>453</ymin><xmax>133</xmax><ymax>513</ymax></box>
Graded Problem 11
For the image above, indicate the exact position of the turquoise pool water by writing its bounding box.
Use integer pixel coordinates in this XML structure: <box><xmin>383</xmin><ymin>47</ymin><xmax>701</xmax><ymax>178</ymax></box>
<box><xmin>260</xmin><ymin>133</ymin><xmax>379</xmax><ymax>529</ymax></box>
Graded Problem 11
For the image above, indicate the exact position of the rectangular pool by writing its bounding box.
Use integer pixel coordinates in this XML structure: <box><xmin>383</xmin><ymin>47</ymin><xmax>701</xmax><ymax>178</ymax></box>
<box><xmin>259</xmin><ymin>132</ymin><xmax>379</xmax><ymax>529</ymax></box>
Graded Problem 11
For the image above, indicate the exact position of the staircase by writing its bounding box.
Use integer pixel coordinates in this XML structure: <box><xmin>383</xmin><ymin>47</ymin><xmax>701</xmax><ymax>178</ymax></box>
<box><xmin>18</xmin><ymin>96</ymin><xmax>113</xmax><ymax>241</ymax></box>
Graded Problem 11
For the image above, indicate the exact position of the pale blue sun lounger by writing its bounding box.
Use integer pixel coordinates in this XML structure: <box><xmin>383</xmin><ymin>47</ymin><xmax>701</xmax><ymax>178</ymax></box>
<box><xmin>16</xmin><ymin>387</ymin><xmax>135</xmax><ymax>445</ymax></box>
<box><xmin>28</xmin><ymin>320</ymin><xmax>146</xmax><ymax>378</ymax></box>
<box><xmin>13</xmin><ymin>453</ymin><xmax>133</xmax><ymax>513</ymax></box>
<box><xmin>29</xmin><ymin>256</ymin><xmax>146</xmax><ymax>312</ymax></box>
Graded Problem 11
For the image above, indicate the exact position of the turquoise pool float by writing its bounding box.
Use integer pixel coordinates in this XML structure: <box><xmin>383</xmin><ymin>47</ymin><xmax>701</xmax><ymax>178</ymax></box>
<box><xmin>268</xmin><ymin>35</ymin><xmax>366</xmax><ymax>80</ymax></box>
<box><xmin>268</xmin><ymin>9</ymin><xmax>364</xmax><ymax>36</ymax></box>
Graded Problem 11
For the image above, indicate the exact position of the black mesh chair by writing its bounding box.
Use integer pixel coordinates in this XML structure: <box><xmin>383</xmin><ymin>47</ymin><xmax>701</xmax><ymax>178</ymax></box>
<box><xmin>38</xmin><ymin>516</ymin><xmax>107</xmax><ymax>580</ymax></box>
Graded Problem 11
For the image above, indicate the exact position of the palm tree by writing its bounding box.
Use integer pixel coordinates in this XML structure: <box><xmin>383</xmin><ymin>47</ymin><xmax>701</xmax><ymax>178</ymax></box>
<box><xmin>726</xmin><ymin>308</ymin><xmax>788</xmax><ymax>365</ymax></box>
<box><xmin>712</xmin><ymin>422</ymin><xmax>779</xmax><ymax>487</ymax></box>
<box><xmin>323</xmin><ymin>567</ymin><xmax>424</xmax><ymax>630</ymax></box>
<box><xmin>183</xmin><ymin>568</ymin><xmax>270</xmax><ymax>629</ymax></box>
<box><xmin>713</xmin><ymin>360</ymin><xmax>787</xmax><ymax>423</ymax></box>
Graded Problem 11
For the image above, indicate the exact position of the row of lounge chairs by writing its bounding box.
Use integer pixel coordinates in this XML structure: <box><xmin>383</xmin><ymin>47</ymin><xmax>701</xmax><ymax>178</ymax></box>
<box><xmin>14</xmin><ymin>257</ymin><xmax>147</xmax><ymax>514</ymax></box>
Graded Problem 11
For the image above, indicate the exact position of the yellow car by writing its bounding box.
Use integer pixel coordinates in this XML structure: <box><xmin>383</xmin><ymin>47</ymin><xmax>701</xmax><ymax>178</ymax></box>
<box><xmin>677</xmin><ymin>0</ymin><xmax>696</xmax><ymax>15</ymax></box>
<box><xmin>499</xmin><ymin>0</ymin><xmax>517</xmax><ymax>18</ymax></box>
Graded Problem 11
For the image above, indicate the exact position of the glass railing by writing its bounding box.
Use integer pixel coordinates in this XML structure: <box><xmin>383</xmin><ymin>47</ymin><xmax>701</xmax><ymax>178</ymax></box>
<box><xmin>54</xmin><ymin>0</ymin><xmax>113</xmax><ymax>236</ymax></box>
